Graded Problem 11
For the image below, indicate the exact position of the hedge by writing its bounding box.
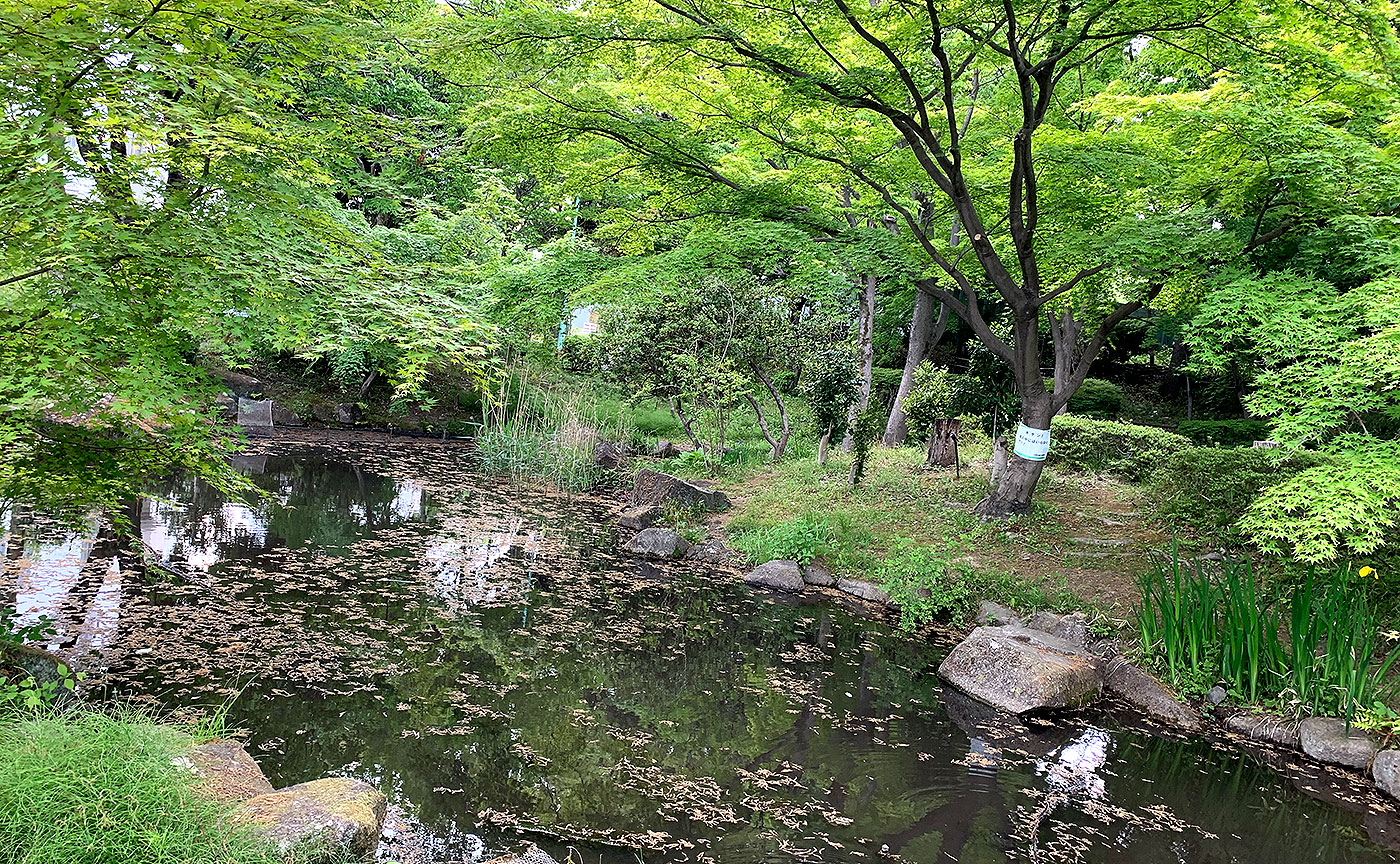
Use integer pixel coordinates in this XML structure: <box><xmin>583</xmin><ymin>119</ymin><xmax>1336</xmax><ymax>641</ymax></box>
<box><xmin>1046</xmin><ymin>415</ymin><xmax>1191</xmax><ymax>482</ymax></box>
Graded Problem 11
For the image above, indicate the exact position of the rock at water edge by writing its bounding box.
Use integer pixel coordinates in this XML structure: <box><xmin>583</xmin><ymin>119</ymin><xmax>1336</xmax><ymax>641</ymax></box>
<box><xmin>238</xmin><ymin>777</ymin><xmax>387</xmax><ymax>863</ymax></box>
<box><xmin>1223</xmin><ymin>712</ymin><xmax>1301</xmax><ymax>749</ymax></box>
<box><xmin>271</xmin><ymin>403</ymin><xmax>304</xmax><ymax>427</ymax></box>
<box><xmin>836</xmin><ymin>578</ymin><xmax>893</xmax><ymax>606</ymax></box>
<box><xmin>803</xmin><ymin>561</ymin><xmax>836</xmax><ymax>587</ymax></box>
<box><xmin>938</xmin><ymin>625</ymin><xmax>1102</xmax><ymax>715</ymax></box>
<box><xmin>1101</xmin><ymin>658</ymin><xmax>1202</xmax><ymax>731</ymax></box>
<box><xmin>1024</xmin><ymin>610</ymin><xmax>1089</xmax><ymax>649</ymax></box>
<box><xmin>181</xmin><ymin>741</ymin><xmax>274</xmax><ymax>804</ymax></box>
<box><xmin>630</xmin><ymin>468</ymin><xmax>730</xmax><ymax>511</ymax></box>
<box><xmin>975</xmin><ymin>601</ymin><xmax>1022</xmax><ymax>627</ymax></box>
<box><xmin>1374</xmin><ymin>750</ymin><xmax>1400</xmax><ymax>800</ymax></box>
<box><xmin>618</xmin><ymin>505</ymin><xmax>662</xmax><ymax>531</ymax></box>
<box><xmin>623</xmin><ymin>527</ymin><xmax>690</xmax><ymax>559</ymax></box>
<box><xmin>744</xmin><ymin>560</ymin><xmax>804</xmax><ymax>592</ymax></box>
<box><xmin>1300</xmin><ymin>717</ymin><xmax>1377</xmax><ymax>769</ymax></box>
<box><xmin>484</xmin><ymin>844</ymin><xmax>562</xmax><ymax>864</ymax></box>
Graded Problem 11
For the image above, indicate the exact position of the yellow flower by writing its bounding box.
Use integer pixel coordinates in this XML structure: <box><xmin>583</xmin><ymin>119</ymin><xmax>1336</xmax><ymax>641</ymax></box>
<box><xmin>1360</xmin><ymin>566</ymin><xmax>1378</xmax><ymax>580</ymax></box>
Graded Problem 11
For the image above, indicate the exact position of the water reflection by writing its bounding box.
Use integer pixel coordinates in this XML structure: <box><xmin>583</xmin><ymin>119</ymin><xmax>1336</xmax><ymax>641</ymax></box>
<box><xmin>3</xmin><ymin>440</ymin><xmax>1398</xmax><ymax>864</ymax></box>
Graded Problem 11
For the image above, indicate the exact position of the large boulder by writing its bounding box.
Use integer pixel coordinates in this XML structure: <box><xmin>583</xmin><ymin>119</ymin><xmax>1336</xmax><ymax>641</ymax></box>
<box><xmin>630</xmin><ymin>468</ymin><xmax>730</xmax><ymax>511</ymax></box>
<box><xmin>1223</xmin><ymin>711</ymin><xmax>1301</xmax><ymax>748</ymax></box>
<box><xmin>1374</xmin><ymin>750</ymin><xmax>1400</xmax><ymax>800</ymax></box>
<box><xmin>802</xmin><ymin>561</ymin><xmax>836</xmax><ymax>587</ymax></box>
<box><xmin>1300</xmin><ymin>717</ymin><xmax>1378</xmax><ymax>769</ymax></box>
<box><xmin>180</xmin><ymin>741</ymin><xmax>274</xmax><ymax>804</ymax></box>
<box><xmin>744</xmin><ymin>560</ymin><xmax>804</xmax><ymax>592</ymax></box>
<box><xmin>237</xmin><ymin>777</ymin><xmax>387</xmax><ymax>863</ymax></box>
<box><xmin>1024</xmin><ymin>610</ymin><xmax>1089</xmax><ymax>649</ymax></box>
<box><xmin>1099</xmin><ymin>656</ymin><xmax>1202</xmax><ymax>730</ymax></box>
<box><xmin>622</xmin><ymin>527</ymin><xmax>690</xmax><ymax>559</ymax></box>
<box><xmin>617</xmin><ymin>505</ymin><xmax>662</xmax><ymax>531</ymax></box>
<box><xmin>5</xmin><ymin>645</ymin><xmax>81</xmax><ymax>708</ymax></box>
<box><xmin>485</xmin><ymin>844</ymin><xmax>561</xmax><ymax>864</ymax></box>
<box><xmin>938</xmin><ymin>626</ymin><xmax>1103</xmax><ymax>715</ymax></box>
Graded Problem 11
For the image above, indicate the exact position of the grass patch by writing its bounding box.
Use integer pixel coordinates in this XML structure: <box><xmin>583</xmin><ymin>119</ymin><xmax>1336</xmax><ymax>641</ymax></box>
<box><xmin>0</xmin><ymin>709</ymin><xmax>287</xmax><ymax>864</ymax></box>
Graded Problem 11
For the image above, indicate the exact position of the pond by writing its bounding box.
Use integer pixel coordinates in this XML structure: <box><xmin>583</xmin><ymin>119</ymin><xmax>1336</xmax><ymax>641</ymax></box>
<box><xmin>4</xmin><ymin>434</ymin><xmax>1399</xmax><ymax>864</ymax></box>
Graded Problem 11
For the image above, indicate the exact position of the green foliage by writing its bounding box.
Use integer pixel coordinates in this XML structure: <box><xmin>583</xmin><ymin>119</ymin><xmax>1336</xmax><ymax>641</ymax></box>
<box><xmin>1152</xmin><ymin>446</ymin><xmax>1331</xmax><ymax>536</ymax></box>
<box><xmin>1047</xmin><ymin>416</ymin><xmax>1192</xmax><ymax>482</ymax></box>
<box><xmin>875</xmin><ymin>539</ymin><xmax>971</xmax><ymax>630</ymax></box>
<box><xmin>1136</xmin><ymin>548</ymin><xmax>1400</xmax><ymax>717</ymax></box>
<box><xmin>1063</xmin><ymin>379</ymin><xmax>1125</xmax><ymax>420</ymax></box>
<box><xmin>558</xmin><ymin>335</ymin><xmax>604</xmax><ymax>375</ymax></box>
<box><xmin>0</xmin><ymin>609</ymin><xmax>54</xmax><ymax>654</ymax></box>
<box><xmin>1176</xmin><ymin>419</ymin><xmax>1272</xmax><ymax>447</ymax></box>
<box><xmin>0</xmin><ymin>710</ymin><xmax>290</xmax><ymax>864</ymax></box>
<box><xmin>1241</xmin><ymin>438</ymin><xmax>1400</xmax><ymax>562</ymax></box>
<box><xmin>803</xmin><ymin>348</ymin><xmax>860</xmax><ymax>439</ymax></box>
<box><xmin>730</xmin><ymin>515</ymin><xmax>832</xmax><ymax>566</ymax></box>
<box><xmin>901</xmin><ymin>363</ymin><xmax>955</xmax><ymax>441</ymax></box>
<box><xmin>847</xmin><ymin>406</ymin><xmax>884</xmax><ymax>488</ymax></box>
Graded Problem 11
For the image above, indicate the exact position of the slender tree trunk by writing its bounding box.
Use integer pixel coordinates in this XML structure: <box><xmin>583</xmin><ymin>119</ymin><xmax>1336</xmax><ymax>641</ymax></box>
<box><xmin>748</xmin><ymin>365</ymin><xmax>791</xmax><ymax>460</ymax></box>
<box><xmin>1048</xmin><ymin>309</ymin><xmax>1082</xmax><ymax>416</ymax></box>
<box><xmin>669</xmin><ymin>397</ymin><xmax>704</xmax><ymax>452</ymax></box>
<box><xmin>818</xmin><ymin>427</ymin><xmax>832</xmax><ymax>465</ymax></box>
<box><xmin>884</xmin><ymin>292</ymin><xmax>949</xmax><ymax>445</ymax></box>
<box><xmin>841</xmin><ymin>273</ymin><xmax>877</xmax><ymax>453</ymax></box>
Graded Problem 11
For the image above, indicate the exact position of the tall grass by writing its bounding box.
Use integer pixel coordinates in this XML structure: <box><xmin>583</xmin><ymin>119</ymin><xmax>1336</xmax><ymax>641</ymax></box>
<box><xmin>0</xmin><ymin>709</ymin><xmax>287</xmax><ymax>864</ymax></box>
<box><xmin>475</xmin><ymin>367</ymin><xmax>632</xmax><ymax>491</ymax></box>
<box><xmin>1136</xmin><ymin>547</ymin><xmax>1400</xmax><ymax>719</ymax></box>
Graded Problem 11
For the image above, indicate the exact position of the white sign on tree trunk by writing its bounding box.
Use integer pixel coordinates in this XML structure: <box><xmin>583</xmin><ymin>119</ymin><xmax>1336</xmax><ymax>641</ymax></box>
<box><xmin>1014</xmin><ymin>423</ymin><xmax>1051</xmax><ymax>461</ymax></box>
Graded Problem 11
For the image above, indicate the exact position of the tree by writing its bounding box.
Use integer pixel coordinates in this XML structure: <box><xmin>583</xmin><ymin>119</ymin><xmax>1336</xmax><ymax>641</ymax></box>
<box><xmin>804</xmin><ymin>348</ymin><xmax>861</xmax><ymax>464</ymax></box>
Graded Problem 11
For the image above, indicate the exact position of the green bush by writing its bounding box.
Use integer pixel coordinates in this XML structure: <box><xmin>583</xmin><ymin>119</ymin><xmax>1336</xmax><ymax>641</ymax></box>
<box><xmin>1152</xmin><ymin>446</ymin><xmax>1331</xmax><ymax>535</ymax></box>
<box><xmin>731</xmin><ymin>514</ymin><xmax>832</xmax><ymax>565</ymax></box>
<box><xmin>558</xmin><ymin>334</ymin><xmax>604</xmax><ymax>375</ymax></box>
<box><xmin>1064</xmin><ymin>378</ymin><xmax>1125</xmax><ymax>419</ymax></box>
<box><xmin>901</xmin><ymin>362</ymin><xmax>954</xmax><ymax>441</ymax></box>
<box><xmin>876</xmin><ymin>538</ymin><xmax>973</xmax><ymax>629</ymax></box>
<box><xmin>1176</xmin><ymin>418</ymin><xmax>1271</xmax><ymax>447</ymax></box>
<box><xmin>1047</xmin><ymin>415</ymin><xmax>1190</xmax><ymax>482</ymax></box>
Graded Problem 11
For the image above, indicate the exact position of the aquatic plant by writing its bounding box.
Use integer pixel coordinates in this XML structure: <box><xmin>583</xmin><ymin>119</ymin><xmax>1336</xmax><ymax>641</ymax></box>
<box><xmin>1136</xmin><ymin>548</ymin><xmax>1400</xmax><ymax>718</ymax></box>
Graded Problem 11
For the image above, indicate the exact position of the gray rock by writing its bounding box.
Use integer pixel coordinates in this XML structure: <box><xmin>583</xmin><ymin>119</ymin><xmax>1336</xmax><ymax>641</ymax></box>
<box><xmin>630</xmin><ymin>468</ymin><xmax>730</xmax><ymax>511</ymax></box>
<box><xmin>1024</xmin><ymin>610</ymin><xmax>1088</xmax><ymax>648</ymax></box>
<box><xmin>1101</xmin><ymin>657</ymin><xmax>1202</xmax><ymax>730</ymax></box>
<box><xmin>975</xmin><ymin>601</ymin><xmax>1022</xmax><ymax>627</ymax></box>
<box><xmin>1223</xmin><ymin>711</ymin><xmax>1301</xmax><ymax>748</ymax></box>
<box><xmin>1205</xmin><ymin>685</ymin><xmax>1228</xmax><ymax>707</ymax></box>
<box><xmin>1300</xmin><ymin>717</ymin><xmax>1377</xmax><ymax>769</ymax></box>
<box><xmin>237</xmin><ymin>398</ymin><xmax>273</xmax><ymax>427</ymax></box>
<box><xmin>623</xmin><ymin>527</ymin><xmax>690</xmax><ymax>559</ymax></box>
<box><xmin>214</xmin><ymin>392</ymin><xmax>238</xmax><ymax>421</ymax></box>
<box><xmin>652</xmin><ymin>439</ymin><xmax>690</xmax><ymax>458</ymax></box>
<box><xmin>7</xmin><ymin>645</ymin><xmax>82</xmax><ymax>708</ymax></box>
<box><xmin>484</xmin><ymin>844</ymin><xmax>562</xmax><ymax>864</ymax></box>
<box><xmin>271</xmin><ymin>403</ymin><xmax>304</xmax><ymax>427</ymax></box>
<box><xmin>1374</xmin><ymin>750</ymin><xmax>1400</xmax><ymax>800</ymax></box>
<box><xmin>744</xmin><ymin>560</ymin><xmax>805</xmax><ymax>592</ymax></box>
<box><xmin>181</xmin><ymin>741</ymin><xmax>275</xmax><ymax>804</ymax></box>
<box><xmin>836</xmin><ymin>577</ymin><xmax>893</xmax><ymax>606</ymax></box>
<box><xmin>238</xmin><ymin>777</ymin><xmax>386</xmax><ymax>863</ymax></box>
<box><xmin>309</xmin><ymin>404</ymin><xmax>338</xmax><ymax>423</ymax></box>
<box><xmin>617</xmin><ymin>505</ymin><xmax>662</xmax><ymax>531</ymax></box>
<box><xmin>334</xmin><ymin>402</ymin><xmax>358</xmax><ymax>425</ymax></box>
<box><xmin>594</xmin><ymin>440</ymin><xmax>625</xmax><ymax>470</ymax></box>
<box><xmin>687</xmin><ymin>538</ymin><xmax>731</xmax><ymax>564</ymax></box>
<box><xmin>216</xmin><ymin>369</ymin><xmax>263</xmax><ymax>398</ymax></box>
<box><xmin>938</xmin><ymin>625</ymin><xmax>1103</xmax><ymax>715</ymax></box>
<box><xmin>803</xmin><ymin>561</ymin><xmax>836</xmax><ymax>587</ymax></box>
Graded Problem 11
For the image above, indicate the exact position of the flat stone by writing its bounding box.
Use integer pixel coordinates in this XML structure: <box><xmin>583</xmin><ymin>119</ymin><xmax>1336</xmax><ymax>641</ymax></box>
<box><xmin>803</xmin><ymin>561</ymin><xmax>836</xmax><ymax>587</ymax></box>
<box><xmin>744</xmin><ymin>560</ymin><xmax>804</xmax><ymax>592</ymax></box>
<box><xmin>630</xmin><ymin>468</ymin><xmax>730</xmax><ymax>511</ymax></box>
<box><xmin>1024</xmin><ymin>610</ymin><xmax>1088</xmax><ymax>648</ymax></box>
<box><xmin>622</xmin><ymin>527</ymin><xmax>690</xmax><ymax>559</ymax></box>
<box><xmin>938</xmin><ymin>626</ymin><xmax>1102</xmax><ymax>715</ymax></box>
<box><xmin>975</xmin><ymin>601</ymin><xmax>1022</xmax><ymax>627</ymax></box>
<box><xmin>181</xmin><ymin>741</ymin><xmax>274</xmax><ymax>804</ymax></box>
<box><xmin>1223</xmin><ymin>711</ymin><xmax>1301</xmax><ymax>748</ymax></box>
<box><xmin>484</xmin><ymin>844</ymin><xmax>562</xmax><ymax>864</ymax></box>
<box><xmin>1374</xmin><ymin>750</ymin><xmax>1400</xmax><ymax>800</ymax></box>
<box><xmin>617</xmin><ymin>505</ymin><xmax>662</xmax><ymax>530</ymax></box>
<box><xmin>1101</xmin><ymin>658</ymin><xmax>1202</xmax><ymax>730</ymax></box>
<box><xmin>836</xmin><ymin>577</ymin><xmax>892</xmax><ymax>606</ymax></box>
<box><xmin>237</xmin><ymin>777</ymin><xmax>386</xmax><ymax>862</ymax></box>
<box><xmin>1300</xmin><ymin>717</ymin><xmax>1377</xmax><ymax>769</ymax></box>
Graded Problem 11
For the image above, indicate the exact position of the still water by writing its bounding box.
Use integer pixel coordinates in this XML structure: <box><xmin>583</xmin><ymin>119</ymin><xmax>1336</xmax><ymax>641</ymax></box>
<box><xmin>3</xmin><ymin>435</ymin><xmax>1399</xmax><ymax>863</ymax></box>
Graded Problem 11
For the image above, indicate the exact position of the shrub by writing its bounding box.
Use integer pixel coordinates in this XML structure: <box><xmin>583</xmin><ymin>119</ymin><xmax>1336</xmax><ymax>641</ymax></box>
<box><xmin>1064</xmin><ymin>378</ymin><xmax>1124</xmax><ymax>419</ymax></box>
<box><xmin>1152</xmin><ymin>446</ymin><xmax>1331</xmax><ymax>536</ymax></box>
<box><xmin>901</xmin><ymin>362</ymin><xmax>954</xmax><ymax>441</ymax></box>
<box><xmin>1047</xmin><ymin>415</ymin><xmax>1190</xmax><ymax>482</ymax></box>
<box><xmin>558</xmin><ymin>334</ymin><xmax>604</xmax><ymax>375</ymax></box>
<box><xmin>1176</xmin><ymin>418</ymin><xmax>1271</xmax><ymax>447</ymax></box>
<box><xmin>876</xmin><ymin>539</ymin><xmax>973</xmax><ymax>629</ymax></box>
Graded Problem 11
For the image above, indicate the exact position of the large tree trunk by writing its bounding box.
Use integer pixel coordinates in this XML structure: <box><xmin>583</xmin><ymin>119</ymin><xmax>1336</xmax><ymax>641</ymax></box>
<box><xmin>841</xmin><ymin>273</ymin><xmax>877</xmax><ymax>453</ymax></box>
<box><xmin>925</xmin><ymin>418</ymin><xmax>961</xmax><ymax>466</ymax></box>
<box><xmin>974</xmin><ymin>390</ymin><xmax>1053</xmax><ymax>518</ymax></box>
<box><xmin>883</xmin><ymin>290</ymin><xmax>949</xmax><ymax>445</ymax></box>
